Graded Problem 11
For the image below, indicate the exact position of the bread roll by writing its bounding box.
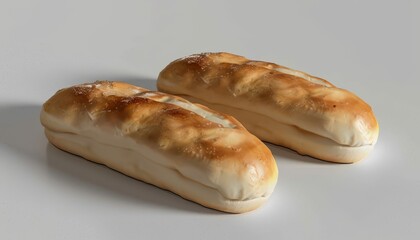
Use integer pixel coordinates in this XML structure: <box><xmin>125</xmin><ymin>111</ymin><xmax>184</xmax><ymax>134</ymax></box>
<box><xmin>40</xmin><ymin>81</ymin><xmax>278</xmax><ymax>213</ymax></box>
<box><xmin>157</xmin><ymin>52</ymin><xmax>379</xmax><ymax>163</ymax></box>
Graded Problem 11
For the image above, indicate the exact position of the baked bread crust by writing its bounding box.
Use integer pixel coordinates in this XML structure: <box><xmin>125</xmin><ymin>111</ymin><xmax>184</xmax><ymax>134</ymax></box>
<box><xmin>157</xmin><ymin>52</ymin><xmax>379</xmax><ymax>163</ymax></box>
<box><xmin>40</xmin><ymin>81</ymin><xmax>278</xmax><ymax>213</ymax></box>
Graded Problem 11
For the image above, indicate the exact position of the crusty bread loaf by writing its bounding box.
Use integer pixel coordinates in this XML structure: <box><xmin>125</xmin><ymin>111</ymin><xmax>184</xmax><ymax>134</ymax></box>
<box><xmin>157</xmin><ymin>52</ymin><xmax>379</xmax><ymax>163</ymax></box>
<box><xmin>40</xmin><ymin>81</ymin><xmax>278</xmax><ymax>213</ymax></box>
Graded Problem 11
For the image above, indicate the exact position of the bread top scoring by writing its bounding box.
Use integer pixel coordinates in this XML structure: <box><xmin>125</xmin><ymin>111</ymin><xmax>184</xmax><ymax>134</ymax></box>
<box><xmin>158</xmin><ymin>52</ymin><xmax>379</xmax><ymax>147</ymax></box>
<box><xmin>45</xmin><ymin>81</ymin><xmax>239</xmax><ymax>129</ymax></box>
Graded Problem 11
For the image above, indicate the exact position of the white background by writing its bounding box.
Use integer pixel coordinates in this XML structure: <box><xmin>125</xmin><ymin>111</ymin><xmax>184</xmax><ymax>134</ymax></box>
<box><xmin>1</xmin><ymin>0</ymin><xmax>419</xmax><ymax>239</ymax></box>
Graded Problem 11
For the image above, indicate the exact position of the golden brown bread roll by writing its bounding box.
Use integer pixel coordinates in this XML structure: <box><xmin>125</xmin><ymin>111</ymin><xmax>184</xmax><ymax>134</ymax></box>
<box><xmin>40</xmin><ymin>81</ymin><xmax>278</xmax><ymax>213</ymax></box>
<box><xmin>157</xmin><ymin>52</ymin><xmax>379</xmax><ymax>163</ymax></box>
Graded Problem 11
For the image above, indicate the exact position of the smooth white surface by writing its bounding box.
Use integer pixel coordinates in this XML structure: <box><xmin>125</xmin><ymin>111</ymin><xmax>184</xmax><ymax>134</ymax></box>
<box><xmin>1</xmin><ymin>0</ymin><xmax>419</xmax><ymax>239</ymax></box>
